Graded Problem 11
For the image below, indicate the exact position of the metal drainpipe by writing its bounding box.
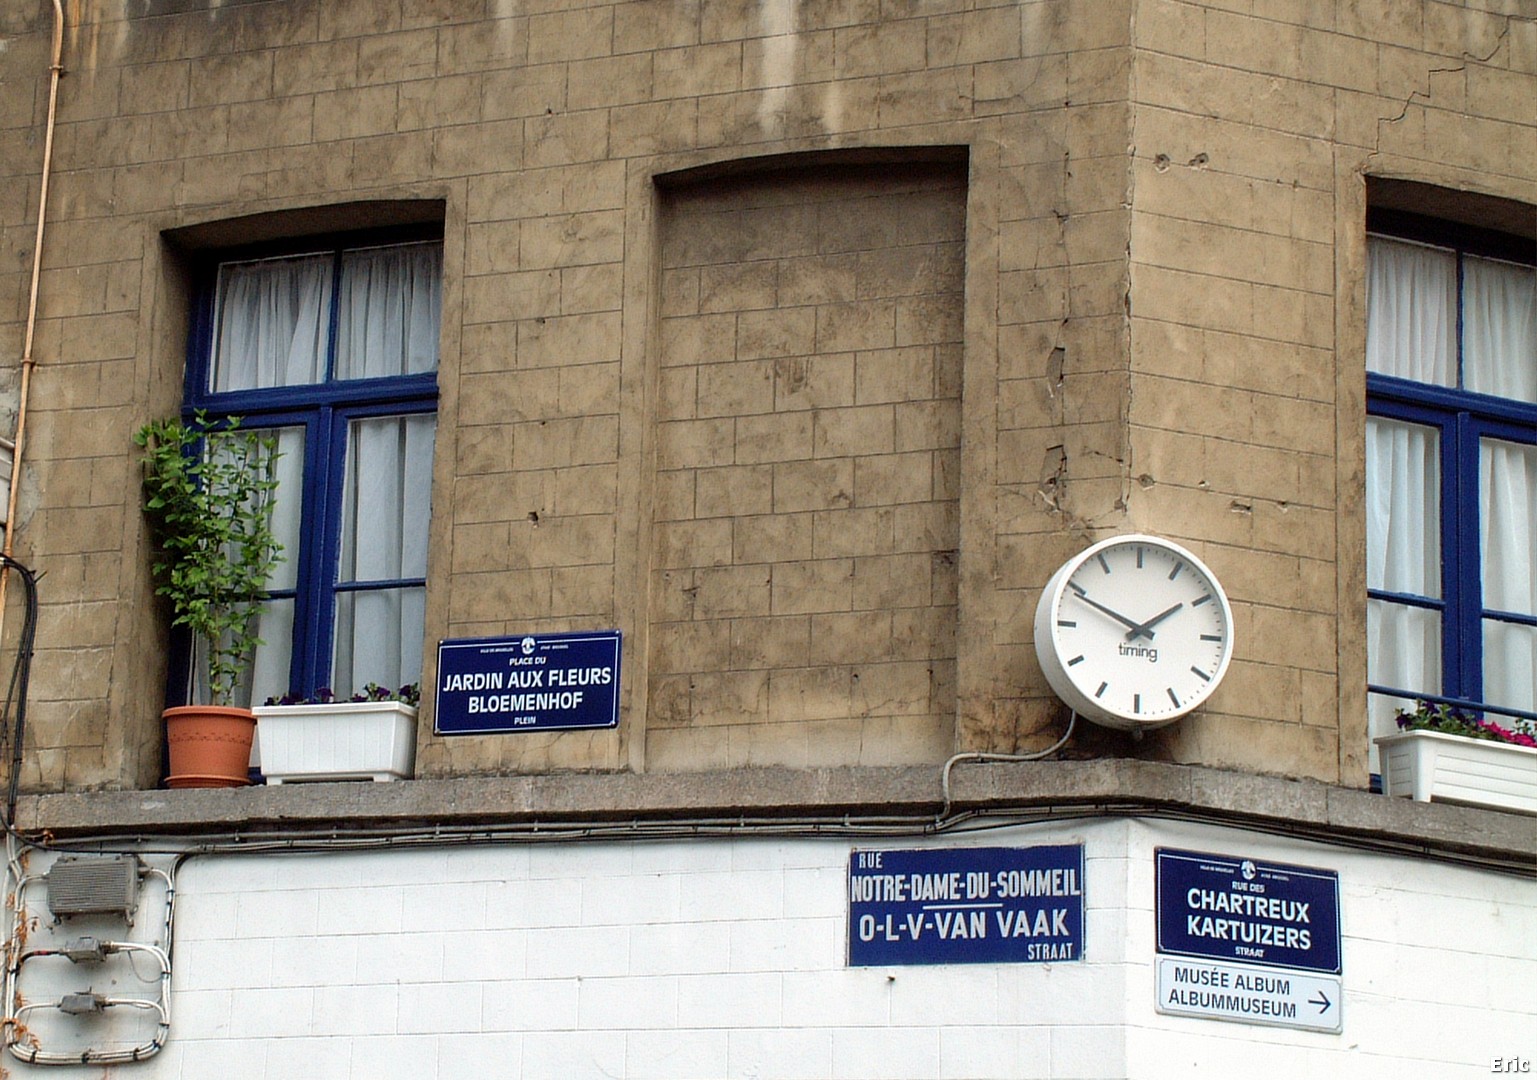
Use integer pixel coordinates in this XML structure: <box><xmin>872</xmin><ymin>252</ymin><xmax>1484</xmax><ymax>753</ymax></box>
<box><xmin>0</xmin><ymin>1</ymin><xmax>66</xmax><ymax>644</ymax></box>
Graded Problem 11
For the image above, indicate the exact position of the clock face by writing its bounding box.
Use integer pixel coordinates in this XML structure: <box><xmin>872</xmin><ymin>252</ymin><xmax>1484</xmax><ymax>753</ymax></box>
<box><xmin>1033</xmin><ymin>535</ymin><xmax>1234</xmax><ymax>730</ymax></box>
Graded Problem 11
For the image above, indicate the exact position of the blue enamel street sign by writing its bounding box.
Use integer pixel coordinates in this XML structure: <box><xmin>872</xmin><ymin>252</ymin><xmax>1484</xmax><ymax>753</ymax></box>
<box><xmin>848</xmin><ymin>845</ymin><xmax>1085</xmax><ymax>966</ymax></box>
<box><xmin>1155</xmin><ymin>848</ymin><xmax>1342</xmax><ymax>975</ymax></box>
<box><xmin>435</xmin><ymin>631</ymin><xmax>621</xmax><ymax>735</ymax></box>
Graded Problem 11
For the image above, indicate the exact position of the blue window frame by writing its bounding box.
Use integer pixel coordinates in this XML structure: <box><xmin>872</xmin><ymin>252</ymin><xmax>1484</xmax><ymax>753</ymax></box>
<box><xmin>182</xmin><ymin>226</ymin><xmax>442</xmax><ymax>705</ymax></box>
<box><xmin>1366</xmin><ymin>210</ymin><xmax>1537</xmax><ymax>749</ymax></box>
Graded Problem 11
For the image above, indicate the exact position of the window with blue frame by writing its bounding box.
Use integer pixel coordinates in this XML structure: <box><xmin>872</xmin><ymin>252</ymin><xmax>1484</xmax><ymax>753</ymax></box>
<box><xmin>1365</xmin><ymin>210</ymin><xmax>1536</xmax><ymax>765</ymax></box>
<box><xmin>183</xmin><ymin>227</ymin><xmax>442</xmax><ymax>706</ymax></box>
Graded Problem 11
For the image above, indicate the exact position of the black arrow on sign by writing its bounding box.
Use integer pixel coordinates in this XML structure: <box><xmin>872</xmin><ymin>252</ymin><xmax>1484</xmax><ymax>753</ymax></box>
<box><xmin>1309</xmin><ymin>991</ymin><xmax>1332</xmax><ymax>1013</ymax></box>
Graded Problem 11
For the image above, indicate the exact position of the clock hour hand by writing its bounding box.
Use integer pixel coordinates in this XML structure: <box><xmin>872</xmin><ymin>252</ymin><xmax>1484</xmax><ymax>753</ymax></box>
<box><xmin>1067</xmin><ymin>583</ymin><xmax>1142</xmax><ymax>634</ymax></box>
<box><xmin>1125</xmin><ymin>602</ymin><xmax>1183</xmax><ymax>641</ymax></box>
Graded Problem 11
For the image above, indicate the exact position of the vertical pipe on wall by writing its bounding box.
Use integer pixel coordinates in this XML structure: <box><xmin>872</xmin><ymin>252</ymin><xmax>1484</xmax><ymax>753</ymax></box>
<box><xmin>0</xmin><ymin>1</ymin><xmax>66</xmax><ymax>795</ymax></box>
<box><xmin>0</xmin><ymin>1</ymin><xmax>65</xmax><ymax>643</ymax></box>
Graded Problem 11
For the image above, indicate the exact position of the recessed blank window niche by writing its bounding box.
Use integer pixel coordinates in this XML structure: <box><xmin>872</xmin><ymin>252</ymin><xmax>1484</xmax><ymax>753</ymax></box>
<box><xmin>648</xmin><ymin>157</ymin><xmax>967</xmax><ymax>770</ymax></box>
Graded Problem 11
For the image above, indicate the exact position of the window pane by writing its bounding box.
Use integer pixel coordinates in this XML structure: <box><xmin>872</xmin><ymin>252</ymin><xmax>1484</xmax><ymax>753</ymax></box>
<box><xmin>1366</xmin><ymin>237</ymin><xmax>1456</xmax><ymax>386</ymax></box>
<box><xmin>211</xmin><ymin>254</ymin><xmax>332</xmax><ymax>391</ymax></box>
<box><xmin>1464</xmin><ymin>256</ymin><xmax>1536</xmax><ymax>405</ymax></box>
<box><xmin>335</xmin><ymin>243</ymin><xmax>443</xmax><ymax>380</ymax></box>
<box><xmin>262</xmin><ymin>425</ymin><xmax>305</xmax><ymax>592</ymax></box>
<box><xmin>193</xmin><ymin>597</ymin><xmax>294</xmax><ymax>710</ymax></box>
<box><xmin>1481</xmin><ymin>437</ymin><xmax>1537</xmax><ymax>618</ymax></box>
<box><xmin>1368</xmin><ymin>599</ymin><xmax>1442</xmax><ymax>768</ymax></box>
<box><xmin>331</xmin><ymin>587</ymin><xmax>426</xmax><ymax>697</ymax></box>
<box><xmin>338</xmin><ymin>414</ymin><xmax>436</xmax><ymax>585</ymax></box>
<box><xmin>1482</xmin><ymin>620</ymin><xmax>1536</xmax><ymax>718</ymax></box>
<box><xmin>1365</xmin><ymin>417</ymin><xmax>1440</xmax><ymax>597</ymax></box>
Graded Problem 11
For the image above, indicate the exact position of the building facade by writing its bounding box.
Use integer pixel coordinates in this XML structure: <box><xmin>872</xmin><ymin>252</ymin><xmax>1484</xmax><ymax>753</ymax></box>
<box><xmin>0</xmin><ymin>0</ymin><xmax>1531</xmax><ymax>1076</ymax></box>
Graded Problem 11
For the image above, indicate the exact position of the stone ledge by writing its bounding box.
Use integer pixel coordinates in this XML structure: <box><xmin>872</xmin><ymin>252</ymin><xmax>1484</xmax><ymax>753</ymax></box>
<box><xmin>15</xmin><ymin>759</ymin><xmax>1535</xmax><ymax>869</ymax></box>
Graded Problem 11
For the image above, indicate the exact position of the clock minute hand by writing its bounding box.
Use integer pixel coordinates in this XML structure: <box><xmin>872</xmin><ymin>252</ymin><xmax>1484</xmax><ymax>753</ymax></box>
<box><xmin>1125</xmin><ymin>602</ymin><xmax>1184</xmax><ymax>641</ymax></box>
<box><xmin>1068</xmin><ymin>584</ymin><xmax>1143</xmax><ymax>634</ymax></box>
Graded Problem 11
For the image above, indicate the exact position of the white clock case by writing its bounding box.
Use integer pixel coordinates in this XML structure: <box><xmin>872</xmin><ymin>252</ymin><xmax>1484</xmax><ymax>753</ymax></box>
<box><xmin>1033</xmin><ymin>533</ymin><xmax>1234</xmax><ymax>732</ymax></box>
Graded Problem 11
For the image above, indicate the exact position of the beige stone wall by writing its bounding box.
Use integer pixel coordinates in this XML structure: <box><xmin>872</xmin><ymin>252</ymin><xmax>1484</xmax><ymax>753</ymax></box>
<box><xmin>0</xmin><ymin>0</ymin><xmax>1531</xmax><ymax>793</ymax></box>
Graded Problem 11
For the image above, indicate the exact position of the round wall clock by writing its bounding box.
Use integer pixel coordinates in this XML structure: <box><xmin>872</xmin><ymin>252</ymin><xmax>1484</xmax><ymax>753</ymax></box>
<box><xmin>1033</xmin><ymin>534</ymin><xmax>1235</xmax><ymax>730</ymax></box>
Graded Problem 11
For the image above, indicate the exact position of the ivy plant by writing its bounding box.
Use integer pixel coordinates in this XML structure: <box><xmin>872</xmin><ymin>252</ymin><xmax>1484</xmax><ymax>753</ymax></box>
<box><xmin>135</xmin><ymin>412</ymin><xmax>284</xmax><ymax>707</ymax></box>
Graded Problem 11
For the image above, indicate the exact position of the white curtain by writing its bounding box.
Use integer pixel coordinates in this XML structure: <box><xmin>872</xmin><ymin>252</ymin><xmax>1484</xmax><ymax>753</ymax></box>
<box><xmin>336</xmin><ymin>244</ymin><xmax>443</xmax><ymax>380</ymax></box>
<box><xmin>1481</xmin><ymin>438</ymin><xmax>1537</xmax><ymax>715</ymax></box>
<box><xmin>1365</xmin><ymin>417</ymin><xmax>1442</xmax><ymax>747</ymax></box>
<box><xmin>331</xmin><ymin>414</ymin><xmax>436</xmax><ymax>695</ymax></box>
<box><xmin>212</xmin><ymin>254</ymin><xmax>332</xmax><ymax>391</ymax></box>
<box><xmin>1366</xmin><ymin>237</ymin><xmax>1455</xmax><ymax>383</ymax></box>
<box><xmin>1464</xmin><ymin>256</ymin><xmax>1536</xmax><ymax>404</ymax></box>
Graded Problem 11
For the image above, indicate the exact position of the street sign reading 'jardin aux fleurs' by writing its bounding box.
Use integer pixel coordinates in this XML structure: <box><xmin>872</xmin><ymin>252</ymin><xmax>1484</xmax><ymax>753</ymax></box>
<box><xmin>1155</xmin><ymin>847</ymin><xmax>1343</xmax><ymax>1033</ymax></box>
<box><xmin>435</xmin><ymin>631</ymin><xmax>621</xmax><ymax>735</ymax></box>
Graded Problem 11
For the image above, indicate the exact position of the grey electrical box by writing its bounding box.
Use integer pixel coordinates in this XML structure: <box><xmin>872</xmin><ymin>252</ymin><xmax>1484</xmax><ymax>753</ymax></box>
<box><xmin>44</xmin><ymin>856</ymin><xmax>140</xmax><ymax>919</ymax></box>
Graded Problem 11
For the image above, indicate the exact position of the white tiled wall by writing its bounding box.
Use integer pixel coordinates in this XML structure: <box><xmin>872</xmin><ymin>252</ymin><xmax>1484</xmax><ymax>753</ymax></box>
<box><xmin>6</xmin><ymin>818</ymin><xmax>1533</xmax><ymax>1079</ymax></box>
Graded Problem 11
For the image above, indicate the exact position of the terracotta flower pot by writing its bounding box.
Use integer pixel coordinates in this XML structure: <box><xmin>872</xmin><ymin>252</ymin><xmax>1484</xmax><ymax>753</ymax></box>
<box><xmin>164</xmin><ymin>705</ymin><xmax>256</xmax><ymax>788</ymax></box>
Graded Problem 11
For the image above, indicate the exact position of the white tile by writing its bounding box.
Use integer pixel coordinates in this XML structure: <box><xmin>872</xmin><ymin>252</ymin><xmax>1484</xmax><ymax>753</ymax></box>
<box><xmin>311</xmin><ymin>984</ymin><xmax>400</xmax><ymax>1037</ymax></box>
<box><xmin>581</xmin><ymin>871</ymin><xmax>682</xmax><ymax>926</ymax></box>
<box><xmin>938</xmin><ymin>1025</ymin><xmax>1052</xmax><ymax>1080</ymax></box>
<box><xmin>227</xmin><ymin>986</ymin><xmax>316</xmax><ymax>1039</ymax></box>
<box><xmin>441</xmin><ymin>927</ymin><xmax>528</xmax><ymax>982</ymax></box>
<box><xmin>167</xmin><ymin>988</ymin><xmax>233</xmax><ymax>1039</ymax></box>
<box><xmin>236</xmin><ymin>888</ymin><xmax>320</xmax><ymax>938</ymax></box>
<box><xmin>482</xmin><ymin>977</ymin><xmax>580</xmax><ymax>1032</ymax></box>
<box><xmin>348</xmin><ymin>1034</ymin><xmax>439</xmax><ymax>1080</ymax></box>
<box><xmin>728</xmin><ymin>913</ymin><xmax>842</xmax><ymax>973</ymax></box>
<box><xmin>728</xmin><ymin>1028</ymin><xmax>835</xmax><ymax>1079</ymax></box>
<box><xmin>525</xmin><ymin>925</ymin><xmax>630</xmax><ymax>978</ymax></box>
<box><xmin>437</xmin><ymin>1031</ymin><xmax>523</xmax><ymax>1075</ymax></box>
<box><xmin>485</xmin><ymin>877</ymin><xmax>583</xmax><ymax>929</ymax></box>
<box><xmin>177</xmin><ymin>1037</ymin><xmax>270</xmax><ymax>1080</ymax></box>
<box><xmin>678</xmin><ymin>868</ymin><xmax>785</xmax><ymax>923</ymax></box>
<box><xmin>357</xmin><ymin>929</ymin><xmax>446</xmax><ymax>985</ymax></box>
<box><xmin>316</xmin><ymin>887</ymin><xmax>404</xmax><ymax>936</ymax></box>
<box><xmin>577</xmin><ymin>974</ymin><xmax>678</xmax><ymax>1029</ymax></box>
<box><xmin>781</xmin><ymin>969</ymin><xmax>892</xmax><ymax>1028</ymax></box>
<box><xmin>268</xmin><ymin>934</ymin><xmax>359</xmax><ymax>988</ymax></box>
<box><xmin>628</xmin><ymin>920</ymin><xmax>732</xmax><ymax>976</ymax></box>
<box><xmin>625</xmin><ymin>1028</ymin><xmax>729</xmax><ymax>1079</ymax></box>
<box><xmin>1050</xmin><ymin>1023</ymin><xmax>1127</xmax><ymax>1079</ymax></box>
<box><xmin>831</xmin><ymin>1025</ymin><xmax>941</xmax><ymax>1079</ymax></box>
<box><xmin>263</xmin><ymin>1035</ymin><xmax>354</xmax><ymax>1078</ymax></box>
<box><xmin>520</xmin><ymin>1030</ymin><xmax>627</xmax><ymax>1077</ymax></box>
<box><xmin>397</xmin><ymin>980</ymin><xmax>484</xmax><ymax>1035</ymax></box>
<box><xmin>782</xmin><ymin>865</ymin><xmax>846</xmax><ymax>919</ymax></box>
<box><xmin>676</xmin><ymin>971</ymin><xmax>783</xmax><ymax>1028</ymax></box>
<box><xmin>402</xmin><ymin>881</ymin><xmax>489</xmax><ymax>931</ymax></box>
<box><xmin>176</xmin><ymin>937</ymin><xmax>273</xmax><ymax>991</ymax></box>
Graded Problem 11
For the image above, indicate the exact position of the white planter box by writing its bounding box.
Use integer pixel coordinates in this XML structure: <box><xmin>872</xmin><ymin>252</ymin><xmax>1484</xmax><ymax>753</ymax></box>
<box><xmin>252</xmin><ymin>701</ymin><xmax>418</xmax><ymax>784</ymax></box>
<box><xmin>1375</xmin><ymin>729</ymin><xmax>1537</xmax><ymax>814</ymax></box>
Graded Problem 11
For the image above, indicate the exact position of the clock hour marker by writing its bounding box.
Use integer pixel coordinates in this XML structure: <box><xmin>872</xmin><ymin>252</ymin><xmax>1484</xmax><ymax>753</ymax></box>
<box><xmin>1200</xmin><ymin>634</ymin><xmax>1222</xmax><ymax>642</ymax></box>
<box><xmin>1193</xmin><ymin>594</ymin><xmax>1212</xmax><ymax>607</ymax></box>
<box><xmin>1069</xmin><ymin>581</ymin><xmax>1086</xmax><ymax>596</ymax></box>
<box><xmin>1095</xmin><ymin>682</ymin><xmax>1108</xmax><ymax>698</ymax></box>
<box><xmin>1133</xmin><ymin>693</ymin><xmax>1141</xmax><ymax>713</ymax></box>
<box><xmin>1190</xmin><ymin>666</ymin><xmax>1211</xmax><ymax>682</ymax></box>
<box><xmin>1168</xmin><ymin>562</ymin><xmax>1184</xmax><ymax>581</ymax></box>
<box><xmin>1068</xmin><ymin>655</ymin><xmax>1085</xmax><ymax>666</ymax></box>
<box><xmin>1167</xmin><ymin>688</ymin><xmax>1180</xmax><ymax>707</ymax></box>
<box><xmin>1136</xmin><ymin>546</ymin><xmax>1144</xmax><ymax>568</ymax></box>
<box><xmin>1097</xmin><ymin>553</ymin><xmax>1111</xmax><ymax>574</ymax></box>
<box><xmin>1058</xmin><ymin>619</ymin><xmax>1078</xmax><ymax>627</ymax></box>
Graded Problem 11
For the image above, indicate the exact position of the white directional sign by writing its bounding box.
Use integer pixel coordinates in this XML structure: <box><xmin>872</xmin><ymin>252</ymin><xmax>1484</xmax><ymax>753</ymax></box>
<box><xmin>1156</xmin><ymin>957</ymin><xmax>1342</xmax><ymax>1033</ymax></box>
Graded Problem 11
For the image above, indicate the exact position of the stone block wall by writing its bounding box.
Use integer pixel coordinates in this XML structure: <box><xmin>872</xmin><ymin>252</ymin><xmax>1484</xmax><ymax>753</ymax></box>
<box><xmin>0</xmin><ymin>0</ymin><xmax>1532</xmax><ymax>793</ymax></box>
